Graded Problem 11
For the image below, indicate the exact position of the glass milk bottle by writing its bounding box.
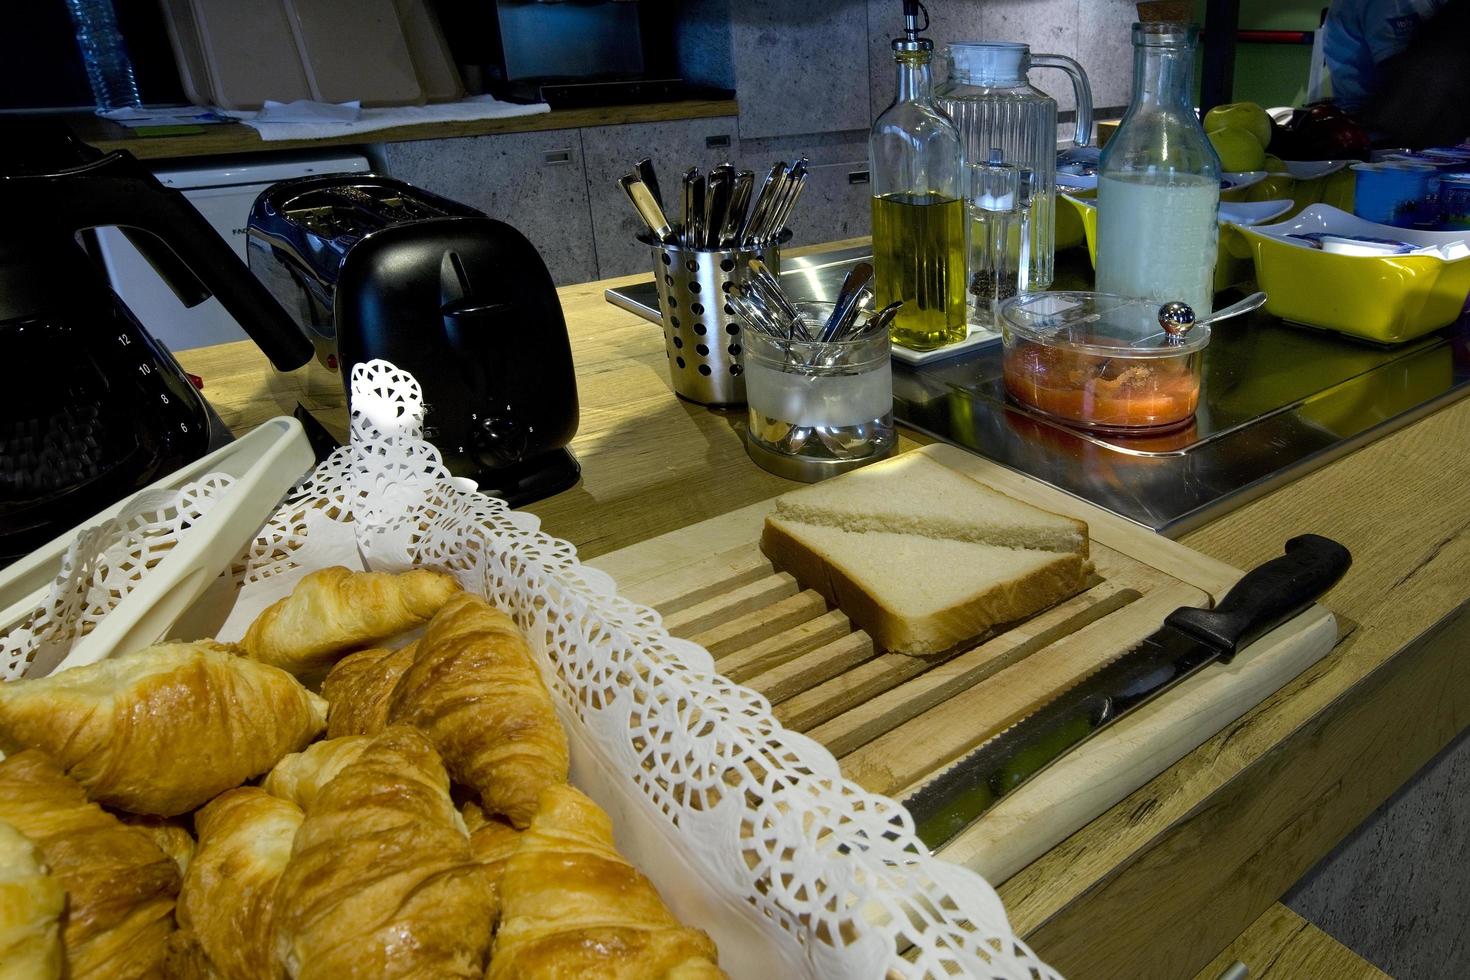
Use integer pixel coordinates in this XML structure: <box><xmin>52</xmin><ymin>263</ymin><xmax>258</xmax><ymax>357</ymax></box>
<box><xmin>935</xmin><ymin>42</ymin><xmax>1093</xmax><ymax>291</ymax></box>
<box><xmin>869</xmin><ymin>0</ymin><xmax>967</xmax><ymax>351</ymax></box>
<box><xmin>1095</xmin><ymin>22</ymin><xmax>1221</xmax><ymax>315</ymax></box>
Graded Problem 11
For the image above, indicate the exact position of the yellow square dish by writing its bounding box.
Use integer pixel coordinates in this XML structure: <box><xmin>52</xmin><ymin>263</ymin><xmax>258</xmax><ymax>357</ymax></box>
<box><xmin>1232</xmin><ymin>205</ymin><xmax>1470</xmax><ymax>344</ymax></box>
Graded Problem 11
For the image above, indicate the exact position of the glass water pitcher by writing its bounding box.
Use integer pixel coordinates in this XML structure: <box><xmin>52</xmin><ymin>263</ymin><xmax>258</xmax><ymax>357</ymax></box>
<box><xmin>1094</xmin><ymin>22</ymin><xmax>1221</xmax><ymax>315</ymax></box>
<box><xmin>935</xmin><ymin>41</ymin><xmax>1093</xmax><ymax>290</ymax></box>
<box><xmin>869</xmin><ymin>1</ymin><xmax>967</xmax><ymax>351</ymax></box>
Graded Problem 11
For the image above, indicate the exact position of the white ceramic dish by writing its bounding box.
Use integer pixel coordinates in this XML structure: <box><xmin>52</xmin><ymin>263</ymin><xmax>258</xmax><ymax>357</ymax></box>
<box><xmin>1221</xmin><ymin>170</ymin><xmax>1268</xmax><ymax>193</ymax></box>
<box><xmin>1241</xmin><ymin>204</ymin><xmax>1470</xmax><ymax>259</ymax></box>
<box><xmin>1219</xmin><ymin>199</ymin><xmax>1294</xmax><ymax>226</ymax></box>
<box><xmin>1271</xmin><ymin>160</ymin><xmax>1350</xmax><ymax>180</ymax></box>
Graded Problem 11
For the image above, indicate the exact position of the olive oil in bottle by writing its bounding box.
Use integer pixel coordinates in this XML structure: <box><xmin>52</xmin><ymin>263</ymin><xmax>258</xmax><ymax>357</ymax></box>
<box><xmin>871</xmin><ymin>192</ymin><xmax>967</xmax><ymax>349</ymax></box>
<box><xmin>869</xmin><ymin>1</ymin><xmax>967</xmax><ymax>352</ymax></box>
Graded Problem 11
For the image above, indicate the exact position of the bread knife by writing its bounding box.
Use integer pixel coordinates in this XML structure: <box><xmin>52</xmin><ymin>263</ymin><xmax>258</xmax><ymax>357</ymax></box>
<box><xmin>903</xmin><ymin>534</ymin><xmax>1351</xmax><ymax>853</ymax></box>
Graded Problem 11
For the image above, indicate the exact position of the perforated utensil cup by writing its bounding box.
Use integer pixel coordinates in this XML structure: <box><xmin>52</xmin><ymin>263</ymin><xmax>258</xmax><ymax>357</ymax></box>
<box><xmin>642</xmin><ymin>231</ymin><xmax>790</xmax><ymax>406</ymax></box>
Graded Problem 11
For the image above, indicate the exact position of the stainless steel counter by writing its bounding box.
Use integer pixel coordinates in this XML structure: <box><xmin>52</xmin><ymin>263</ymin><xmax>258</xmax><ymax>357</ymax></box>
<box><xmin>606</xmin><ymin>247</ymin><xmax>1470</xmax><ymax>535</ymax></box>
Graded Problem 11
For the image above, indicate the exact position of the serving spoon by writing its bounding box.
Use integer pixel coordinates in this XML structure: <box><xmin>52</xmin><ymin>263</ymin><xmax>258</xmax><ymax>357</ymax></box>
<box><xmin>1159</xmin><ymin>290</ymin><xmax>1267</xmax><ymax>341</ymax></box>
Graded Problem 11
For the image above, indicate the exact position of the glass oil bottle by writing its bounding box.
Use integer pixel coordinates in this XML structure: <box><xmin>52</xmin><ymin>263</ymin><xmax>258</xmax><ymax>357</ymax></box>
<box><xmin>868</xmin><ymin>0</ymin><xmax>967</xmax><ymax>351</ymax></box>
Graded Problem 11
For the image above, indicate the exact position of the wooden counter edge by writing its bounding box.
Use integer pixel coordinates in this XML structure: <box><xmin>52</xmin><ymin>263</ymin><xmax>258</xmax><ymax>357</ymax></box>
<box><xmin>61</xmin><ymin>99</ymin><xmax>739</xmax><ymax>160</ymax></box>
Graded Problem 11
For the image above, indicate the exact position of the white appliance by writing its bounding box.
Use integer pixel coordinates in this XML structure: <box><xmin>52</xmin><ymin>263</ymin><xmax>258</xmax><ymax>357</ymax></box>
<box><xmin>95</xmin><ymin>153</ymin><xmax>372</xmax><ymax>352</ymax></box>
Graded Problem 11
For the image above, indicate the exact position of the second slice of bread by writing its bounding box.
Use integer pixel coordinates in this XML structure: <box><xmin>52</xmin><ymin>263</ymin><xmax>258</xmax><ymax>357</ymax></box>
<box><xmin>761</xmin><ymin>516</ymin><xmax>1088</xmax><ymax>656</ymax></box>
<box><xmin>771</xmin><ymin>453</ymin><xmax>1088</xmax><ymax>556</ymax></box>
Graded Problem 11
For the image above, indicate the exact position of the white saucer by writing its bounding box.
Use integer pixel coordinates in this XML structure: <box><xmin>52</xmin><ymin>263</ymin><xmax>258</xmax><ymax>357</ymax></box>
<box><xmin>891</xmin><ymin>321</ymin><xmax>1002</xmax><ymax>365</ymax></box>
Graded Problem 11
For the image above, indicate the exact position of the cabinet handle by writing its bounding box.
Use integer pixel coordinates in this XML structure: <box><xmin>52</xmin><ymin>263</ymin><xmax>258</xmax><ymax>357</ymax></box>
<box><xmin>543</xmin><ymin>149</ymin><xmax>573</xmax><ymax>165</ymax></box>
<box><xmin>705</xmin><ymin>134</ymin><xmax>731</xmax><ymax>149</ymax></box>
<box><xmin>848</xmin><ymin>170</ymin><xmax>871</xmax><ymax>185</ymax></box>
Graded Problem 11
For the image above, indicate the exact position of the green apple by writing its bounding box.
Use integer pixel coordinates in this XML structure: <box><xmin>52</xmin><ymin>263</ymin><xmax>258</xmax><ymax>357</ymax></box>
<box><xmin>1209</xmin><ymin>127</ymin><xmax>1267</xmax><ymax>172</ymax></box>
<box><xmin>1262</xmin><ymin>153</ymin><xmax>1286</xmax><ymax>174</ymax></box>
<box><xmin>1206</xmin><ymin>102</ymin><xmax>1273</xmax><ymax>149</ymax></box>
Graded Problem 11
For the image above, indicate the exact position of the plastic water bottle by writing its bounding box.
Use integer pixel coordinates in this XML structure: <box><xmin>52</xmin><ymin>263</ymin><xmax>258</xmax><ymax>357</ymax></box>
<box><xmin>64</xmin><ymin>0</ymin><xmax>142</xmax><ymax>113</ymax></box>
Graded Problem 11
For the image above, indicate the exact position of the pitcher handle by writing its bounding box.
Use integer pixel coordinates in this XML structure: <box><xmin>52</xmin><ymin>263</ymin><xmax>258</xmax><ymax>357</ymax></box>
<box><xmin>1030</xmin><ymin>53</ymin><xmax>1094</xmax><ymax>148</ymax></box>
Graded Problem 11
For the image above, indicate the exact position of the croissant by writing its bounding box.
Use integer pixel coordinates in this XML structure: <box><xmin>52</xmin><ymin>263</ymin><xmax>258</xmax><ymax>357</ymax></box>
<box><xmin>0</xmin><ymin>640</ymin><xmax>327</xmax><ymax>816</ymax></box>
<box><xmin>176</xmin><ymin>787</ymin><xmax>304</xmax><ymax>980</ymax></box>
<box><xmin>241</xmin><ymin>566</ymin><xmax>461</xmax><ymax>676</ymax></box>
<box><xmin>489</xmin><ymin>784</ymin><xmax>724</xmax><ymax>980</ymax></box>
<box><xmin>262</xmin><ymin>736</ymin><xmax>369</xmax><ymax>810</ymax></box>
<box><xmin>273</xmin><ymin>725</ymin><xmax>493</xmax><ymax>979</ymax></box>
<box><xmin>461</xmin><ymin>802</ymin><xmax>521</xmax><ymax>927</ymax></box>
<box><xmin>0</xmin><ymin>750</ymin><xmax>179</xmax><ymax>979</ymax></box>
<box><xmin>319</xmin><ymin>644</ymin><xmax>418</xmax><ymax>739</ymax></box>
<box><xmin>119</xmin><ymin>816</ymin><xmax>195</xmax><ymax>876</ymax></box>
<box><xmin>162</xmin><ymin>932</ymin><xmax>217</xmax><ymax>979</ymax></box>
<box><xmin>385</xmin><ymin>593</ymin><xmax>569</xmax><ymax>827</ymax></box>
<box><xmin>0</xmin><ymin>818</ymin><xmax>64</xmax><ymax>980</ymax></box>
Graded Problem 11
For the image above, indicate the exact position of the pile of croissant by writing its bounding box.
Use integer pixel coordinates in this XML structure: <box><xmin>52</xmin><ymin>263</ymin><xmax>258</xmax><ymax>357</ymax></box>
<box><xmin>0</xmin><ymin>565</ymin><xmax>726</xmax><ymax>979</ymax></box>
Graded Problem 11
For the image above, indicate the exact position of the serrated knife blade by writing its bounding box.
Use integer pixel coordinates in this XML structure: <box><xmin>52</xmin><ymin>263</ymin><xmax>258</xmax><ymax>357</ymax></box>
<box><xmin>904</xmin><ymin>534</ymin><xmax>1352</xmax><ymax>853</ymax></box>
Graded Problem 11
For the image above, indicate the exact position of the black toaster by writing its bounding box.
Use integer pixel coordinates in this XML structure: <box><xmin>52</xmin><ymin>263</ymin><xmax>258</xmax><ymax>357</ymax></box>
<box><xmin>246</xmin><ymin>175</ymin><xmax>579</xmax><ymax>504</ymax></box>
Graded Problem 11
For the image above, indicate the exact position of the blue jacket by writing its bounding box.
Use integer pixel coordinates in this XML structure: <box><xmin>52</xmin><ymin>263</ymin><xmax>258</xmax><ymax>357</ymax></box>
<box><xmin>1322</xmin><ymin>0</ymin><xmax>1451</xmax><ymax>111</ymax></box>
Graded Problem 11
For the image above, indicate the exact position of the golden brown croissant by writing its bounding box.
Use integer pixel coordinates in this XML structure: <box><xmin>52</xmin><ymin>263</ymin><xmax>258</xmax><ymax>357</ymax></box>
<box><xmin>119</xmin><ymin>816</ymin><xmax>195</xmax><ymax>877</ymax></box>
<box><xmin>162</xmin><ymin>931</ymin><xmax>218</xmax><ymax>979</ymax></box>
<box><xmin>385</xmin><ymin>593</ymin><xmax>568</xmax><ymax>827</ymax></box>
<box><xmin>461</xmin><ymin>801</ymin><xmax>521</xmax><ymax>927</ymax></box>
<box><xmin>241</xmin><ymin>566</ymin><xmax>460</xmax><ymax>676</ymax></box>
<box><xmin>262</xmin><ymin>736</ymin><xmax>370</xmax><ymax>810</ymax></box>
<box><xmin>177</xmin><ymin>787</ymin><xmax>304</xmax><ymax>980</ymax></box>
<box><xmin>319</xmin><ymin>643</ymin><xmax>418</xmax><ymax>739</ymax></box>
<box><xmin>273</xmin><ymin>725</ymin><xmax>492</xmax><ymax>979</ymax></box>
<box><xmin>489</xmin><ymin>784</ymin><xmax>724</xmax><ymax>980</ymax></box>
<box><xmin>0</xmin><ymin>818</ymin><xmax>64</xmax><ymax>980</ymax></box>
<box><xmin>0</xmin><ymin>750</ymin><xmax>179</xmax><ymax>979</ymax></box>
<box><xmin>0</xmin><ymin>640</ymin><xmax>327</xmax><ymax>816</ymax></box>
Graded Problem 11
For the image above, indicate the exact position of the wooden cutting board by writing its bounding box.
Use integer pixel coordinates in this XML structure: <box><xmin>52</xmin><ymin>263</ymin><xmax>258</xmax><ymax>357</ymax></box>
<box><xmin>588</xmin><ymin>444</ymin><xmax>1338</xmax><ymax>882</ymax></box>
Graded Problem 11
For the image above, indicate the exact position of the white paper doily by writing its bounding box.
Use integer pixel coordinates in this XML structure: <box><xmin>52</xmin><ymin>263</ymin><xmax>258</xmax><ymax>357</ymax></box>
<box><xmin>3</xmin><ymin>360</ymin><xmax>1061</xmax><ymax>980</ymax></box>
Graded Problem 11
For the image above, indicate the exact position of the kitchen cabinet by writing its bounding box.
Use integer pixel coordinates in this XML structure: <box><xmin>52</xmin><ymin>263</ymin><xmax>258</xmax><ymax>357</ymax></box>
<box><xmin>729</xmin><ymin>0</ymin><xmax>871</xmax><ymax>139</ymax></box>
<box><xmin>382</xmin><ymin>130</ymin><xmax>599</xmax><ymax>286</ymax></box>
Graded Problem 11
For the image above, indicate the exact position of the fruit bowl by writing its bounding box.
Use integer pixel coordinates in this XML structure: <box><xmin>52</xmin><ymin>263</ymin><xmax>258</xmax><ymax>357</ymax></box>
<box><xmin>1233</xmin><ymin>204</ymin><xmax>1470</xmax><ymax>343</ymax></box>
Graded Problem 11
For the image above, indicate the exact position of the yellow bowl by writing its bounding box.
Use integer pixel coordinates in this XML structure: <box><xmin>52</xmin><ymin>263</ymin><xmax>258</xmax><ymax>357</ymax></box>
<box><xmin>1233</xmin><ymin>205</ymin><xmax>1470</xmax><ymax>344</ymax></box>
<box><xmin>1054</xmin><ymin>191</ymin><xmax>1087</xmax><ymax>250</ymax></box>
<box><xmin>1062</xmin><ymin>193</ymin><xmax>1292</xmax><ymax>293</ymax></box>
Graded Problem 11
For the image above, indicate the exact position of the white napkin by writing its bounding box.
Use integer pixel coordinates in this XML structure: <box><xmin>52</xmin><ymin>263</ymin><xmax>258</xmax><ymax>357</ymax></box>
<box><xmin>229</xmin><ymin>95</ymin><xmax>550</xmax><ymax>142</ymax></box>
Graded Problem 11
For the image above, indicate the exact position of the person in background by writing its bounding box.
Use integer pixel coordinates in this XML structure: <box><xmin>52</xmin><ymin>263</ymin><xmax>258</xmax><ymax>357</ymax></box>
<box><xmin>1321</xmin><ymin>0</ymin><xmax>1450</xmax><ymax>113</ymax></box>
<box><xmin>1360</xmin><ymin>0</ymin><xmax>1470</xmax><ymax>147</ymax></box>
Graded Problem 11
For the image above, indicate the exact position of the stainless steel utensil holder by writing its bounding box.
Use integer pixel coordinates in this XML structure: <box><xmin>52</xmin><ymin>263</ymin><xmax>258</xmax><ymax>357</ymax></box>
<box><xmin>642</xmin><ymin>231</ymin><xmax>791</xmax><ymax>407</ymax></box>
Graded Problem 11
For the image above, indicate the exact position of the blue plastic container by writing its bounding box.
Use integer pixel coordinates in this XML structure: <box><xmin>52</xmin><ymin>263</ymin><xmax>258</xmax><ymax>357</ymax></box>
<box><xmin>1352</xmin><ymin>162</ymin><xmax>1439</xmax><ymax>228</ymax></box>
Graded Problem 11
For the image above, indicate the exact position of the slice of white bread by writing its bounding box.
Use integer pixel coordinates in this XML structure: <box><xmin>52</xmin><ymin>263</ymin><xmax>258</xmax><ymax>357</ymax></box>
<box><xmin>761</xmin><ymin>516</ymin><xmax>1088</xmax><ymax>656</ymax></box>
<box><xmin>772</xmin><ymin>452</ymin><xmax>1088</xmax><ymax>556</ymax></box>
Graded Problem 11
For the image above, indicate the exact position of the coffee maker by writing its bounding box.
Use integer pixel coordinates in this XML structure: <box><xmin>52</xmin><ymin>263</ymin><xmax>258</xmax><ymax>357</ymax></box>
<box><xmin>246</xmin><ymin>174</ymin><xmax>580</xmax><ymax>505</ymax></box>
<box><xmin>0</xmin><ymin>121</ymin><xmax>312</xmax><ymax>564</ymax></box>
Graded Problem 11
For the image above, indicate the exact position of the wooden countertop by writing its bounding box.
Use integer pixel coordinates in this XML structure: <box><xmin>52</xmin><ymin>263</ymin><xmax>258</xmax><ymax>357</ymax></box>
<box><xmin>176</xmin><ymin>239</ymin><xmax>1470</xmax><ymax>979</ymax></box>
<box><xmin>61</xmin><ymin>99</ymin><xmax>738</xmax><ymax>161</ymax></box>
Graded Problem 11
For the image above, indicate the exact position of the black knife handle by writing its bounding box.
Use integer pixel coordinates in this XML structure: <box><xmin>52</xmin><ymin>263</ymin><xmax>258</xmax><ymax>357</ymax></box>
<box><xmin>1165</xmin><ymin>534</ymin><xmax>1351</xmax><ymax>663</ymax></box>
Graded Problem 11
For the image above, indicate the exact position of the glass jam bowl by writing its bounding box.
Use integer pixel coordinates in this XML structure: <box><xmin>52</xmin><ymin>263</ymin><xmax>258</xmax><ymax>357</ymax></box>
<box><xmin>998</xmin><ymin>291</ymin><xmax>1210</xmax><ymax>433</ymax></box>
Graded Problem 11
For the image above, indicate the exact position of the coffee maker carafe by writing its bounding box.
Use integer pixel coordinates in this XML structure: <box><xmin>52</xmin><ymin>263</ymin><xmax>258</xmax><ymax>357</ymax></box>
<box><xmin>0</xmin><ymin>122</ymin><xmax>312</xmax><ymax>564</ymax></box>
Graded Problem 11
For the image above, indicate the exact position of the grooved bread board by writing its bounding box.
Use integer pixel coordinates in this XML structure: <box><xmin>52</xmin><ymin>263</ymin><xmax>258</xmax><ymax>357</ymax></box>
<box><xmin>587</xmin><ymin>445</ymin><xmax>1340</xmax><ymax>884</ymax></box>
